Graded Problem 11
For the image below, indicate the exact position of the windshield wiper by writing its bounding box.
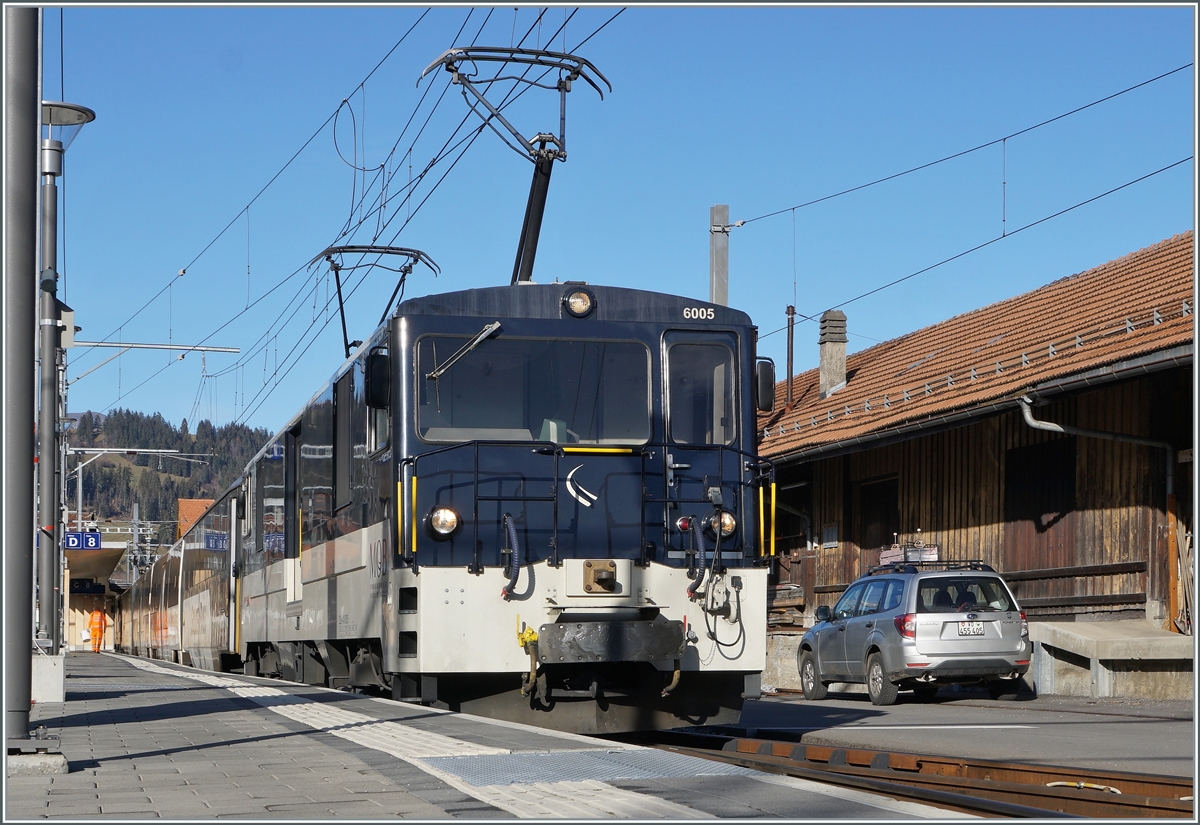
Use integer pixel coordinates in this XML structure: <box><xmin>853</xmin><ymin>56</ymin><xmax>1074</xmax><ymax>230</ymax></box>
<box><xmin>426</xmin><ymin>321</ymin><xmax>502</xmax><ymax>381</ymax></box>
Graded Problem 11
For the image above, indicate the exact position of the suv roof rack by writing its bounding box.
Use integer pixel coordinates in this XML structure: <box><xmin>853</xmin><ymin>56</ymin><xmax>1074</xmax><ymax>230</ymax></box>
<box><xmin>865</xmin><ymin>563</ymin><xmax>920</xmax><ymax>576</ymax></box>
<box><xmin>865</xmin><ymin>560</ymin><xmax>996</xmax><ymax>576</ymax></box>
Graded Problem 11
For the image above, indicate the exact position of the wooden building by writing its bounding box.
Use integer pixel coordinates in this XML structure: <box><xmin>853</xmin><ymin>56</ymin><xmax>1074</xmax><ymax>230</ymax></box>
<box><xmin>758</xmin><ymin>231</ymin><xmax>1194</xmax><ymax>630</ymax></box>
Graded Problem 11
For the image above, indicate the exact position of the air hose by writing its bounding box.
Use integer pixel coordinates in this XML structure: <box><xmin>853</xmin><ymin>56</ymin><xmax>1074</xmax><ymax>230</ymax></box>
<box><xmin>686</xmin><ymin>517</ymin><xmax>706</xmax><ymax>598</ymax></box>
<box><xmin>500</xmin><ymin>512</ymin><xmax>520</xmax><ymax>600</ymax></box>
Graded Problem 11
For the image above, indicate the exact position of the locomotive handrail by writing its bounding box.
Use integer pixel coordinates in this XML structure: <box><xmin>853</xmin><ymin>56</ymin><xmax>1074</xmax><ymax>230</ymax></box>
<box><xmin>400</xmin><ymin>439</ymin><xmax>777</xmax><ymax>570</ymax></box>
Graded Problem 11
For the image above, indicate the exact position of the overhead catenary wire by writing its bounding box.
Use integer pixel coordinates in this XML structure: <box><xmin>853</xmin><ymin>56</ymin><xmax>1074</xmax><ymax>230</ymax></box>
<box><xmin>90</xmin><ymin>11</ymin><xmax>471</xmax><ymax>405</ymax></box>
<box><xmin>229</xmin><ymin>10</ymin><xmax>608</xmax><ymax>428</ymax></box>
<box><xmin>105</xmin><ymin>6</ymin><xmax>588</xmax><ymax>404</ymax></box>
<box><xmin>740</xmin><ymin>62</ymin><xmax>1192</xmax><ymax>227</ymax></box>
<box><xmin>757</xmin><ymin>156</ymin><xmax>1194</xmax><ymax>342</ymax></box>
<box><xmin>78</xmin><ymin>8</ymin><xmax>434</xmax><ymax>360</ymax></box>
<box><xmin>97</xmin><ymin>10</ymin><xmax>622</xmax><ymax>435</ymax></box>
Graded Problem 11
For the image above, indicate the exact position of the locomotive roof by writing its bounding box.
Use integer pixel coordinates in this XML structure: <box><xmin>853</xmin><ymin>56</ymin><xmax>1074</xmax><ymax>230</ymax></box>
<box><xmin>395</xmin><ymin>282</ymin><xmax>755</xmax><ymax>327</ymax></box>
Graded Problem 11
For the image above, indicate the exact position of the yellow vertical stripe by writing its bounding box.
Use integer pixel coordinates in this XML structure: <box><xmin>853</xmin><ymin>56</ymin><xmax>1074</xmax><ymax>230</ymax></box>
<box><xmin>770</xmin><ymin>482</ymin><xmax>777</xmax><ymax>557</ymax></box>
<box><xmin>758</xmin><ymin>485</ymin><xmax>765</xmax><ymax>557</ymax></box>
<box><xmin>411</xmin><ymin>476</ymin><xmax>418</xmax><ymax>556</ymax></box>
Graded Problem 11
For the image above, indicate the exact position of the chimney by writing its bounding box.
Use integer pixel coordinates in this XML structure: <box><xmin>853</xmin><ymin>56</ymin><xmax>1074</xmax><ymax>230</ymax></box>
<box><xmin>819</xmin><ymin>309</ymin><xmax>847</xmax><ymax>398</ymax></box>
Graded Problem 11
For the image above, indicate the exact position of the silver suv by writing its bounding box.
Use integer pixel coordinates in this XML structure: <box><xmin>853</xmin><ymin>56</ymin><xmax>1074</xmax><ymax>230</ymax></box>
<box><xmin>797</xmin><ymin>562</ymin><xmax>1030</xmax><ymax>705</ymax></box>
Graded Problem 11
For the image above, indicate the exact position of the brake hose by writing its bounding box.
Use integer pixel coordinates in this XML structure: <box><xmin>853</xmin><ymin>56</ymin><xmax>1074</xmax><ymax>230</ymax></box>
<box><xmin>702</xmin><ymin>509</ymin><xmax>746</xmax><ymax>649</ymax></box>
<box><xmin>500</xmin><ymin>512</ymin><xmax>520</xmax><ymax>600</ymax></box>
<box><xmin>686</xmin><ymin>517</ymin><xmax>706</xmax><ymax>597</ymax></box>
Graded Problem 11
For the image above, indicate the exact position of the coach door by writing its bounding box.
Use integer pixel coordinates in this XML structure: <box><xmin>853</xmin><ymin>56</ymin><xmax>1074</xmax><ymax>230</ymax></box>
<box><xmin>284</xmin><ymin>424</ymin><xmax>302</xmax><ymax>608</ymax></box>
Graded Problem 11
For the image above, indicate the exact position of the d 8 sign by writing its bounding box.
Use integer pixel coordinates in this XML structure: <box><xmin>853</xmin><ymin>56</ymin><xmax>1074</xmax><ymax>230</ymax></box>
<box><xmin>63</xmin><ymin>532</ymin><xmax>102</xmax><ymax>549</ymax></box>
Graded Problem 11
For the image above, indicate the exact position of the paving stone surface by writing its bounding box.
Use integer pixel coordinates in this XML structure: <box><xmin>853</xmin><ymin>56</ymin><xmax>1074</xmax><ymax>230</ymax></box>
<box><xmin>7</xmin><ymin>654</ymin><xmax>480</xmax><ymax>820</ymax></box>
<box><xmin>6</xmin><ymin>652</ymin><xmax>954</xmax><ymax>820</ymax></box>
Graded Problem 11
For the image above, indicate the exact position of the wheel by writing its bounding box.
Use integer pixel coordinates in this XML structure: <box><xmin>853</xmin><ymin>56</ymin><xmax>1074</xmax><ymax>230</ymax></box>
<box><xmin>986</xmin><ymin>681</ymin><xmax>1020</xmax><ymax>701</ymax></box>
<box><xmin>866</xmin><ymin>653</ymin><xmax>898</xmax><ymax>706</ymax></box>
<box><xmin>911</xmin><ymin>685</ymin><xmax>939</xmax><ymax>702</ymax></box>
<box><xmin>799</xmin><ymin>650</ymin><xmax>828</xmax><ymax>701</ymax></box>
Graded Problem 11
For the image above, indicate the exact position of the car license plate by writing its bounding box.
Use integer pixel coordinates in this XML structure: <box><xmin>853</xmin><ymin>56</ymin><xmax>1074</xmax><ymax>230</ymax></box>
<box><xmin>958</xmin><ymin>621</ymin><xmax>985</xmax><ymax>636</ymax></box>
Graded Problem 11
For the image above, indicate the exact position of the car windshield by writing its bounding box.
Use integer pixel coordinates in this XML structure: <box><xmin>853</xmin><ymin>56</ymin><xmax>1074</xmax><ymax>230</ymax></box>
<box><xmin>917</xmin><ymin>576</ymin><xmax>1015</xmax><ymax>612</ymax></box>
<box><xmin>416</xmin><ymin>336</ymin><xmax>651</xmax><ymax>444</ymax></box>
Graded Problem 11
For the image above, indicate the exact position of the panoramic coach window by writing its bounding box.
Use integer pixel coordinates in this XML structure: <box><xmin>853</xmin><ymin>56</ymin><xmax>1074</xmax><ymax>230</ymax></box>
<box><xmin>367</xmin><ymin>353</ymin><xmax>389</xmax><ymax>454</ymax></box>
<box><xmin>668</xmin><ymin>343</ymin><xmax>735</xmax><ymax>445</ymax></box>
<box><xmin>334</xmin><ymin>371</ymin><xmax>352</xmax><ymax>509</ymax></box>
<box><xmin>257</xmin><ymin>443</ymin><xmax>285</xmax><ymax>562</ymax></box>
<box><xmin>416</xmin><ymin>336</ymin><xmax>650</xmax><ymax>444</ymax></box>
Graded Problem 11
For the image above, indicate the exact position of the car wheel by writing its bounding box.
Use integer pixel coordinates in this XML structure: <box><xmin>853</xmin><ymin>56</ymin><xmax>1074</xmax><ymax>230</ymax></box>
<box><xmin>866</xmin><ymin>653</ymin><xmax>898</xmax><ymax>706</ymax></box>
<box><xmin>911</xmin><ymin>685</ymin><xmax>939</xmax><ymax>702</ymax></box>
<box><xmin>986</xmin><ymin>681</ymin><xmax>1019</xmax><ymax>701</ymax></box>
<box><xmin>799</xmin><ymin>650</ymin><xmax>828</xmax><ymax>701</ymax></box>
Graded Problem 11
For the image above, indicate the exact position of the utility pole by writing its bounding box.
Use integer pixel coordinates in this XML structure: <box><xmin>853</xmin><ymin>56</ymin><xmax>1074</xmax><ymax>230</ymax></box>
<box><xmin>709</xmin><ymin>205</ymin><xmax>729</xmax><ymax>306</ymax></box>
<box><xmin>37</xmin><ymin>127</ymin><xmax>62</xmax><ymax>649</ymax></box>
<box><xmin>37</xmin><ymin>100</ymin><xmax>94</xmax><ymax>654</ymax></box>
<box><xmin>4</xmin><ymin>3</ymin><xmax>39</xmax><ymax>752</ymax></box>
<box><xmin>786</xmin><ymin>304</ymin><xmax>796</xmax><ymax>409</ymax></box>
<box><xmin>709</xmin><ymin>206</ymin><xmax>745</xmax><ymax>306</ymax></box>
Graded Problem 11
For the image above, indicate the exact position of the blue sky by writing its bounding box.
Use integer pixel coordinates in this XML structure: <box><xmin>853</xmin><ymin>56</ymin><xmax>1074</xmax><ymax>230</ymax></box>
<box><xmin>42</xmin><ymin>4</ymin><xmax>1195</xmax><ymax>435</ymax></box>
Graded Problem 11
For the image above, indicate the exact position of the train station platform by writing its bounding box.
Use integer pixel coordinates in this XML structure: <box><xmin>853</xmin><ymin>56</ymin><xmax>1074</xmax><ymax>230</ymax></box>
<box><xmin>5</xmin><ymin>653</ymin><xmax>963</xmax><ymax>819</ymax></box>
<box><xmin>1029</xmin><ymin>620</ymin><xmax>1194</xmax><ymax>701</ymax></box>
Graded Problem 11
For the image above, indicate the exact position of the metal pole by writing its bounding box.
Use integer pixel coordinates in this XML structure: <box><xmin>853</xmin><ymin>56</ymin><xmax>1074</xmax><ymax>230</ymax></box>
<box><xmin>38</xmin><ymin>140</ymin><xmax>62</xmax><ymax>649</ymax></box>
<box><xmin>709</xmin><ymin>205</ymin><xmax>728</xmax><ymax>306</ymax></box>
<box><xmin>786</xmin><ymin>305</ymin><xmax>795</xmax><ymax>410</ymax></box>
<box><xmin>76</xmin><ymin>451</ymin><xmax>83</xmax><ymax>533</ymax></box>
<box><xmin>5</xmin><ymin>3</ymin><xmax>39</xmax><ymax>748</ymax></box>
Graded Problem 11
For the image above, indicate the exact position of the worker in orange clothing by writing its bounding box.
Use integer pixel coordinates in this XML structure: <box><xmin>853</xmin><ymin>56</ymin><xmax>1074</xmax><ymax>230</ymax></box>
<box><xmin>88</xmin><ymin>607</ymin><xmax>108</xmax><ymax>653</ymax></box>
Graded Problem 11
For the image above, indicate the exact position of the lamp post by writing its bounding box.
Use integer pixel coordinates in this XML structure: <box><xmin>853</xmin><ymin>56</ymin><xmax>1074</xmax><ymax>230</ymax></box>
<box><xmin>38</xmin><ymin>100</ymin><xmax>93</xmax><ymax>653</ymax></box>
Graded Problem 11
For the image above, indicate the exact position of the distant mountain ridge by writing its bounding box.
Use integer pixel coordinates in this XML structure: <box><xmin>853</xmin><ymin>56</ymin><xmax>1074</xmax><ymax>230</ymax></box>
<box><xmin>68</xmin><ymin>409</ymin><xmax>271</xmax><ymax>544</ymax></box>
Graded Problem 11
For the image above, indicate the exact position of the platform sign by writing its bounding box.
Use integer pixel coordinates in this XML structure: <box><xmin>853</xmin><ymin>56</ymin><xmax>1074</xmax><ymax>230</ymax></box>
<box><xmin>62</xmin><ymin>532</ymin><xmax>102</xmax><ymax>550</ymax></box>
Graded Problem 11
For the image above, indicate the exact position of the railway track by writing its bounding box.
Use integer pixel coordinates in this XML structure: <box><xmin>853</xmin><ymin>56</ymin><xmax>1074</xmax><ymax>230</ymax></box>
<box><xmin>621</xmin><ymin>731</ymin><xmax>1193</xmax><ymax>818</ymax></box>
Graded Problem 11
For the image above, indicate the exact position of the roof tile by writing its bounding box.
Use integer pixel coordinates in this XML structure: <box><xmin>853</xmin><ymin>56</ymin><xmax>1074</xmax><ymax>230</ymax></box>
<box><xmin>759</xmin><ymin>231</ymin><xmax>1194</xmax><ymax>458</ymax></box>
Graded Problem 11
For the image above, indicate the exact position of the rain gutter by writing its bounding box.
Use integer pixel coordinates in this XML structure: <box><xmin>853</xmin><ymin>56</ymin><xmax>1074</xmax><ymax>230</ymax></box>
<box><xmin>768</xmin><ymin>343</ymin><xmax>1191</xmax><ymax>467</ymax></box>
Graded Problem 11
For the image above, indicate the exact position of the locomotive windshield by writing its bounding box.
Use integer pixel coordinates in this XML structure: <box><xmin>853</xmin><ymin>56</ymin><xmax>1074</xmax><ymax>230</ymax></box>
<box><xmin>417</xmin><ymin>336</ymin><xmax>650</xmax><ymax>444</ymax></box>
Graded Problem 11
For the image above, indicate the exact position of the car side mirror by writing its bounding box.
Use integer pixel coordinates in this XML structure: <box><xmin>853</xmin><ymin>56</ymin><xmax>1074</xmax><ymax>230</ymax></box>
<box><xmin>815</xmin><ymin>605</ymin><xmax>831</xmax><ymax>623</ymax></box>
<box><xmin>366</xmin><ymin>350</ymin><xmax>391</xmax><ymax>410</ymax></box>
<box><xmin>755</xmin><ymin>359</ymin><xmax>775</xmax><ymax>413</ymax></box>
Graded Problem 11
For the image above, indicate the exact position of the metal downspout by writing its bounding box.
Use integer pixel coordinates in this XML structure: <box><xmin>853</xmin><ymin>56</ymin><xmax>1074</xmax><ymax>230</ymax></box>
<box><xmin>1016</xmin><ymin>396</ymin><xmax>1173</xmax><ymax>496</ymax></box>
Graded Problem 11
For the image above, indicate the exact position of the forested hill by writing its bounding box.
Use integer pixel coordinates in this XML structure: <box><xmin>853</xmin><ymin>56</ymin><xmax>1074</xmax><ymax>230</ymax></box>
<box><xmin>70</xmin><ymin>409</ymin><xmax>271</xmax><ymax>536</ymax></box>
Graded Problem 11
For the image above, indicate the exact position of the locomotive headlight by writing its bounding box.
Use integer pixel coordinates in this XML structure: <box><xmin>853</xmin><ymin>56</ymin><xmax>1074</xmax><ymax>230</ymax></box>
<box><xmin>563</xmin><ymin>288</ymin><xmax>595</xmax><ymax>318</ymax></box>
<box><xmin>707</xmin><ymin>510</ymin><xmax>737</xmax><ymax>538</ymax></box>
<box><xmin>426</xmin><ymin>506</ymin><xmax>461</xmax><ymax>540</ymax></box>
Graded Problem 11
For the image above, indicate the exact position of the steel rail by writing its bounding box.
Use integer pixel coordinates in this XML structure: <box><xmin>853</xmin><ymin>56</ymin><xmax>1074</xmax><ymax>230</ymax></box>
<box><xmin>628</xmin><ymin>732</ymin><xmax>1193</xmax><ymax>819</ymax></box>
<box><xmin>660</xmin><ymin>744</ymin><xmax>1073</xmax><ymax>818</ymax></box>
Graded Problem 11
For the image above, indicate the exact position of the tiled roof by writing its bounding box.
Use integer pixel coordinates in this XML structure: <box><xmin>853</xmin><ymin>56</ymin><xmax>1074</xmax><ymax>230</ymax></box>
<box><xmin>758</xmin><ymin>231</ymin><xmax>1195</xmax><ymax>460</ymax></box>
<box><xmin>177</xmin><ymin>498</ymin><xmax>215</xmax><ymax>539</ymax></box>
